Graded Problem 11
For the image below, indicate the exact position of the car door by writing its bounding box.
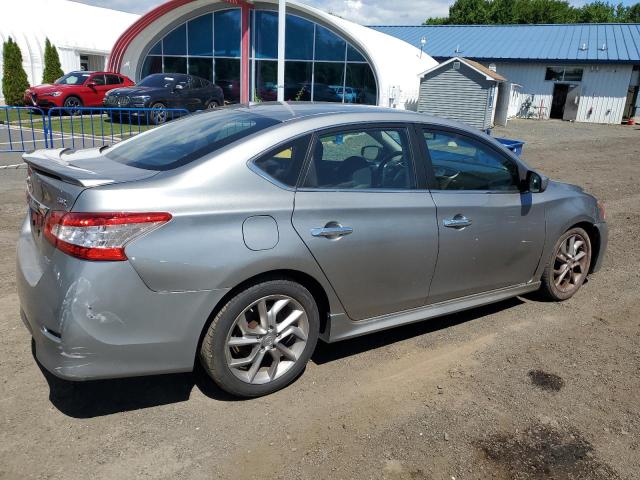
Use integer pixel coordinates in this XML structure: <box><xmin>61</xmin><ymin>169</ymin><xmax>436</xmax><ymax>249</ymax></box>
<box><xmin>105</xmin><ymin>74</ymin><xmax>124</xmax><ymax>96</ymax></box>
<box><xmin>189</xmin><ymin>77</ymin><xmax>207</xmax><ymax>110</ymax></box>
<box><xmin>169</xmin><ymin>77</ymin><xmax>192</xmax><ymax>110</ymax></box>
<box><xmin>86</xmin><ymin>74</ymin><xmax>109</xmax><ymax>106</ymax></box>
<box><xmin>418</xmin><ymin>127</ymin><xmax>546</xmax><ymax>304</ymax></box>
<box><xmin>292</xmin><ymin>124</ymin><xmax>439</xmax><ymax>321</ymax></box>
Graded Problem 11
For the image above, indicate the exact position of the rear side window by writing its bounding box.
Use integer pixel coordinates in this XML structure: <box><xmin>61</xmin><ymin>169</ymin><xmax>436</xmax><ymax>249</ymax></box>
<box><xmin>302</xmin><ymin>127</ymin><xmax>415</xmax><ymax>190</ymax></box>
<box><xmin>253</xmin><ymin>136</ymin><xmax>311</xmax><ymax>187</ymax></box>
<box><xmin>105</xmin><ymin>110</ymin><xmax>280</xmax><ymax>170</ymax></box>
<box><xmin>106</xmin><ymin>74</ymin><xmax>122</xmax><ymax>85</ymax></box>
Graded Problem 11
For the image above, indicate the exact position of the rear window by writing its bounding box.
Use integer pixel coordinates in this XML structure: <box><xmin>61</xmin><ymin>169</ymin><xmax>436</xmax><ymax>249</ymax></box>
<box><xmin>104</xmin><ymin>110</ymin><xmax>280</xmax><ymax>170</ymax></box>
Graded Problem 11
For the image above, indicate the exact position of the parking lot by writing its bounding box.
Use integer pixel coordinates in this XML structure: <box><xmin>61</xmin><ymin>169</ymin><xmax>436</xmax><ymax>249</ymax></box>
<box><xmin>0</xmin><ymin>118</ymin><xmax>638</xmax><ymax>480</ymax></box>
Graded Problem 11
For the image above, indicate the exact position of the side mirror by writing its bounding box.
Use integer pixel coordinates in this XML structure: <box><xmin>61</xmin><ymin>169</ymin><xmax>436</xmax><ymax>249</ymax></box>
<box><xmin>361</xmin><ymin>145</ymin><xmax>382</xmax><ymax>161</ymax></box>
<box><xmin>87</xmin><ymin>81</ymin><xmax>96</xmax><ymax>88</ymax></box>
<box><xmin>174</xmin><ymin>84</ymin><xmax>184</xmax><ymax>92</ymax></box>
<box><xmin>525</xmin><ymin>170</ymin><xmax>549</xmax><ymax>193</ymax></box>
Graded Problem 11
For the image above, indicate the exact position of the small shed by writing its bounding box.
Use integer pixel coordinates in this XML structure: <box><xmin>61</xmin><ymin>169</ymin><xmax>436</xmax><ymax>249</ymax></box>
<box><xmin>417</xmin><ymin>57</ymin><xmax>506</xmax><ymax>130</ymax></box>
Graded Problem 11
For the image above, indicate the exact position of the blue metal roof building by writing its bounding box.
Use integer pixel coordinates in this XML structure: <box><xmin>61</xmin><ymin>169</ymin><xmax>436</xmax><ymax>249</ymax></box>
<box><xmin>371</xmin><ymin>24</ymin><xmax>640</xmax><ymax>63</ymax></box>
<box><xmin>371</xmin><ymin>23</ymin><xmax>640</xmax><ymax>125</ymax></box>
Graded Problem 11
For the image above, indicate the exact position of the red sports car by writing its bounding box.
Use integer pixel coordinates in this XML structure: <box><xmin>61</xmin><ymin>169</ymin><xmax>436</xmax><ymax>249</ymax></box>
<box><xmin>24</xmin><ymin>71</ymin><xmax>134</xmax><ymax>110</ymax></box>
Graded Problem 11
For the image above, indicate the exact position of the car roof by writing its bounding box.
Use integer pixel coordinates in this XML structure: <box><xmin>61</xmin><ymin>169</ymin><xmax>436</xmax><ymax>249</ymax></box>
<box><xmin>70</xmin><ymin>71</ymin><xmax>126</xmax><ymax>75</ymax></box>
<box><xmin>225</xmin><ymin>102</ymin><xmax>468</xmax><ymax>131</ymax></box>
<box><xmin>146</xmin><ymin>73</ymin><xmax>189</xmax><ymax>80</ymax></box>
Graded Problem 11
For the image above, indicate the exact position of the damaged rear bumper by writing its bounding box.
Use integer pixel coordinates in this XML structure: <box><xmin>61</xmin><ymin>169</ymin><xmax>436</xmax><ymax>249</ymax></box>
<box><xmin>17</xmin><ymin>217</ymin><xmax>228</xmax><ymax>381</ymax></box>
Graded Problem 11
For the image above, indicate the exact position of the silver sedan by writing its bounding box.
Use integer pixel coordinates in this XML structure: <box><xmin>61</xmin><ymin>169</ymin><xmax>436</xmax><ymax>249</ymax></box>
<box><xmin>17</xmin><ymin>103</ymin><xmax>607</xmax><ymax>397</ymax></box>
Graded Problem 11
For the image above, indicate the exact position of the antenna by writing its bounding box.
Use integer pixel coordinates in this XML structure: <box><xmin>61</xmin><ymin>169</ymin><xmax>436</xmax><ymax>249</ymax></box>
<box><xmin>579</xmin><ymin>43</ymin><xmax>587</xmax><ymax>51</ymax></box>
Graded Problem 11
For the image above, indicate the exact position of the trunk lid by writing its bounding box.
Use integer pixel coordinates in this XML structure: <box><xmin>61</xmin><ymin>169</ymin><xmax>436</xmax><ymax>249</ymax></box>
<box><xmin>23</xmin><ymin>147</ymin><xmax>160</xmax><ymax>253</ymax></box>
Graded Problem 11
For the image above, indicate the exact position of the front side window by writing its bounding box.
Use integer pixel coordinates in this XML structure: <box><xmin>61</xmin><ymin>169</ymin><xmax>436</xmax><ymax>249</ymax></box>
<box><xmin>423</xmin><ymin>130</ymin><xmax>520</xmax><ymax>191</ymax></box>
<box><xmin>55</xmin><ymin>73</ymin><xmax>91</xmax><ymax>85</ymax></box>
<box><xmin>138</xmin><ymin>74</ymin><xmax>178</xmax><ymax>89</ymax></box>
<box><xmin>303</xmin><ymin>127</ymin><xmax>414</xmax><ymax>190</ymax></box>
<box><xmin>253</xmin><ymin>136</ymin><xmax>310</xmax><ymax>187</ymax></box>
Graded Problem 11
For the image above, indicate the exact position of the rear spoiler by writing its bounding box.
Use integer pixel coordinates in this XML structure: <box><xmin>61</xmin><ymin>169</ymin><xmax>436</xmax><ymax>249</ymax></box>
<box><xmin>23</xmin><ymin>149</ymin><xmax>116</xmax><ymax>187</ymax></box>
<box><xmin>22</xmin><ymin>146</ymin><xmax>160</xmax><ymax>188</ymax></box>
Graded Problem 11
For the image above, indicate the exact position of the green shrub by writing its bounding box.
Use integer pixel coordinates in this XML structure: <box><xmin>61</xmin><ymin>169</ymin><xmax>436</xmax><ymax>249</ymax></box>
<box><xmin>2</xmin><ymin>37</ymin><xmax>30</xmax><ymax>106</ymax></box>
<box><xmin>42</xmin><ymin>38</ymin><xmax>64</xmax><ymax>84</ymax></box>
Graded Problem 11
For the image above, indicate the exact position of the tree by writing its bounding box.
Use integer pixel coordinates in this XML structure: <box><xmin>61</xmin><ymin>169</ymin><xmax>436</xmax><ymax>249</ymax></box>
<box><xmin>448</xmin><ymin>0</ymin><xmax>491</xmax><ymax>24</ymax></box>
<box><xmin>42</xmin><ymin>38</ymin><xmax>64</xmax><ymax>84</ymax></box>
<box><xmin>579</xmin><ymin>1</ymin><xmax>616</xmax><ymax>22</ymax></box>
<box><xmin>489</xmin><ymin>0</ymin><xmax>519</xmax><ymax>24</ymax></box>
<box><xmin>424</xmin><ymin>0</ymin><xmax>640</xmax><ymax>24</ymax></box>
<box><xmin>2</xmin><ymin>37</ymin><xmax>29</xmax><ymax>106</ymax></box>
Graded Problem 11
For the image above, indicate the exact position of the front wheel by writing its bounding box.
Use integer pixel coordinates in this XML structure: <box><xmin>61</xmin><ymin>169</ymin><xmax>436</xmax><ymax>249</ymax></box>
<box><xmin>205</xmin><ymin>99</ymin><xmax>219</xmax><ymax>110</ymax></box>
<box><xmin>540</xmin><ymin>227</ymin><xmax>592</xmax><ymax>301</ymax></box>
<box><xmin>149</xmin><ymin>102</ymin><xmax>167</xmax><ymax>125</ymax></box>
<box><xmin>63</xmin><ymin>96</ymin><xmax>83</xmax><ymax>116</ymax></box>
<box><xmin>200</xmin><ymin>280</ymin><xmax>320</xmax><ymax>397</ymax></box>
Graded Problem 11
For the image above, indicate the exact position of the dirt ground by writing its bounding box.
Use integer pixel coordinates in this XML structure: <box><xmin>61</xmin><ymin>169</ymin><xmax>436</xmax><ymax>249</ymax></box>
<box><xmin>0</xmin><ymin>118</ymin><xmax>638</xmax><ymax>480</ymax></box>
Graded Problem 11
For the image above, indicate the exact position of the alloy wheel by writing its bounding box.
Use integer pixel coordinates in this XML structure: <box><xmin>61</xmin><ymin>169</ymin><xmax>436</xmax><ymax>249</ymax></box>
<box><xmin>224</xmin><ymin>295</ymin><xmax>309</xmax><ymax>385</ymax></box>
<box><xmin>553</xmin><ymin>233</ymin><xmax>589</xmax><ymax>293</ymax></box>
<box><xmin>150</xmin><ymin>103</ymin><xmax>167</xmax><ymax>124</ymax></box>
<box><xmin>64</xmin><ymin>97</ymin><xmax>81</xmax><ymax>116</ymax></box>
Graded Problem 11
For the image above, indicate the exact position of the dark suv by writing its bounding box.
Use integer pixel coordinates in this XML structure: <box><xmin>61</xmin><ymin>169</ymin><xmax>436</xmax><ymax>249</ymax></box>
<box><xmin>104</xmin><ymin>73</ymin><xmax>224</xmax><ymax>124</ymax></box>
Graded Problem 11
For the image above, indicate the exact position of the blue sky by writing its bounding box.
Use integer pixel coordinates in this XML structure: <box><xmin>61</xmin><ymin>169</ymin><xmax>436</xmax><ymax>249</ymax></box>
<box><xmin>74</xmin><ymin>0</ymin><xmax>639</xmax><ymax>25</ymax></box>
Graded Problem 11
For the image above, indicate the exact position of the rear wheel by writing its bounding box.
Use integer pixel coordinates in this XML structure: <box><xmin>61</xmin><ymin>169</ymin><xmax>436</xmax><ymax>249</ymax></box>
<box><xmin>149</xmin><ymin>102</ymin><xmax>167</xmax><ymax>125</ymax></box>
<box><xmin>63</xmin><ymin>96</ymin><xmax>83</xmax><ymax>116</ymax></box>
<box><xmin>205</xmin><ymin>100</ymin><xmax>219</xmax><ymax>110</ymax></box>
<box><xmin>540</xmin><ymin>227</ymin><xmax>592</xmax><ymax>301</ymax></box>
<box><xmin>200</xmin><ymin>280</ymin><xmax>319</xmax><ymax>397</ymax></box>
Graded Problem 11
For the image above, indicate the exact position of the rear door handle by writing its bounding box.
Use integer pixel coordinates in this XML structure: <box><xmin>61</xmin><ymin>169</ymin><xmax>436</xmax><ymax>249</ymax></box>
<box><xmin>443</xmin><ymin>215</ymin><xmax>472</xmax><ymax>229</ymax></box>
<box><xmin>311</xmin><ymin>225</ymin><xmax>353</xmax><ymax>239</ymax></box>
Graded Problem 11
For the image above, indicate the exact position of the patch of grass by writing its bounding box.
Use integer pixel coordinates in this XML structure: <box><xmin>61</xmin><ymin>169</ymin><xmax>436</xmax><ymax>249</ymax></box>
<box><xmin>0</xmin><ymin>108</ymin><xmax>160</xmax><ymax>144</ymax></box>
<box><xmin>46</xmin><ymin>114</ymin><xmax>154</xmax><ymax>139</ymax></box>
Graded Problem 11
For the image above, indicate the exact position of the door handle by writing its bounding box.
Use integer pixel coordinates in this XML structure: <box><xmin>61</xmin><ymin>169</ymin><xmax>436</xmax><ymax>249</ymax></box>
<box><xmin>311</xmin><ymin>225</ymin><xmax>353</xmax><ymax>239</ymax></box>
<box><xmin>443</xmin><ymin>215</ymin><xmax>472</xmax><ymax>229</ymax></box>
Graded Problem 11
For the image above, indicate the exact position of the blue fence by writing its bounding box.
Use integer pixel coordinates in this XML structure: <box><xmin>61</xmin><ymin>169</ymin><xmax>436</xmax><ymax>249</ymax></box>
<box><xmin>0</xmin><ymin>106</ymin><xmax>190</xmax><ymax>153</ymax></box>
<box><xmin>0</xmin><ymin>106</ymin><xmax>47</xmax><ymax>153</ymax></box>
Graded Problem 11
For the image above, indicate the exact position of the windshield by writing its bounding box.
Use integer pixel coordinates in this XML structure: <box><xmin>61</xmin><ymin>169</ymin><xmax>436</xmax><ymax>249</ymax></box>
<box><xmin>137</xmin><ymin>75</ymin><xmax>179</xmax><ymax>88</ymax></box>
<box><xmin>55</xmin><ymin>73</ymin><xmax>91</xmax><ymax>85</ymax></box>
<box><xmin>105</xmin><ymin>110</ymin><xmax>280</xmax><ymax>171</ymax></box>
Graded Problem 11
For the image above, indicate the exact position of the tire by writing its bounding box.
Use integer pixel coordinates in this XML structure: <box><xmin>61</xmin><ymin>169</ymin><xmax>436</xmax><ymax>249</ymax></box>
<box><xmin>149</xmin><ymin>102</ymin><xmax>167</xmax><ymax>125</ymax></box>
<box><xmin>63</xmin><ymin>96</ymin><xmax>83</xmax><ymax>116</ymax></box>
<box><xmin>205</xmin><ymin>100</ymin><xmax>219</xmax><ymax>110</ymax></box>
<box><xmin>539</xmin><ymin>227</ymin><xmax>592</xmax><ymax>301</ymax></box>
<box><xmin>200</xmin><ymin>280</ymin><xmax>320</xmax><ymax>398</ymax></box>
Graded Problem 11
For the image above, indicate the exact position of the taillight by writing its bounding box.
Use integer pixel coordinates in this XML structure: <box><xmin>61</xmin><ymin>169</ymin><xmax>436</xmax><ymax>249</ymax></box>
<box><xmin>44</xmin><ymin>212</ymin><xmax>172</xmax><ymax>261</ymax></box>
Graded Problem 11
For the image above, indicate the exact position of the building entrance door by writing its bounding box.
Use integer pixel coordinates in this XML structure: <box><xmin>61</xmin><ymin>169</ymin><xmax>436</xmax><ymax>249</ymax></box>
<box><xmin>562</xmin><ymin>84</ymin><xmax>581</xmax><ymax>121</ymax></box>
<box><xmin>550</xmin><ymin>83</ymin><xmax>569</xmax><ymax>119</ymax></box>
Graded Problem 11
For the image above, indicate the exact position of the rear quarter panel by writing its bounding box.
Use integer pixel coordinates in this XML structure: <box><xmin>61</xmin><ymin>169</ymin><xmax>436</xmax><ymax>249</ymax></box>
<box><xmin>72</xmin><ymin>137</ymin><xmax>346</xmax><ymax>315</ymax></box>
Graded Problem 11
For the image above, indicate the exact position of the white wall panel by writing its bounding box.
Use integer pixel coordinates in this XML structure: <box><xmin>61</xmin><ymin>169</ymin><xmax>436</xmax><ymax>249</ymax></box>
<box><xmin>492</xmin><ymin>62</ymin><xmax>633</xmax><ymax>124</ymax></box>
<box><xmin>576</xmin><ymin>65</ymin><xmax>633</xmax><ymax>124</ymax></box>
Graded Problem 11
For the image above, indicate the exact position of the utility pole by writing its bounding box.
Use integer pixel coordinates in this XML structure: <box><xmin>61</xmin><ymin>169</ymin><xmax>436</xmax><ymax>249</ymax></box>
<box><xmin>277</xmin><ymin>0</ymin><xmax>286</xmax><ymax>102</ymax></box>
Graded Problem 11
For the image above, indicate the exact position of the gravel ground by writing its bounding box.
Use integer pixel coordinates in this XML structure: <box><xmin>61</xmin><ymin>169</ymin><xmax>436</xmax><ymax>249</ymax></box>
<box><xmin>0</xmin><ymin>118</ymin><xmax>638</xmax><ymax>480</ymax></box>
